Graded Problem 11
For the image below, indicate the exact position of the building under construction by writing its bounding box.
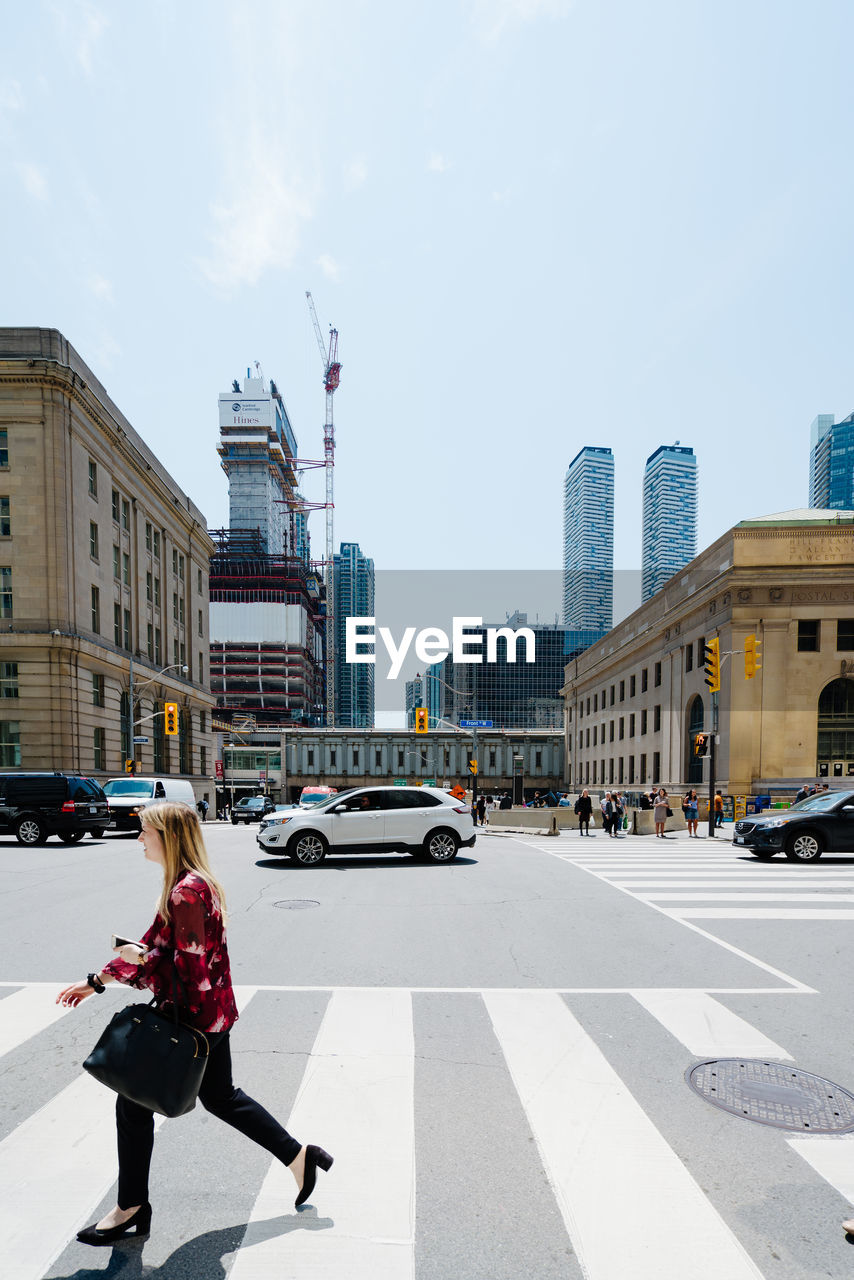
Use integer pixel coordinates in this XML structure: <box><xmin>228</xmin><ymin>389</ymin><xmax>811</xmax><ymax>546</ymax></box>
<box><xmin>210</xmin><ymin>371</ymin><xmax>326</xmax><ymax>731</ymax></box>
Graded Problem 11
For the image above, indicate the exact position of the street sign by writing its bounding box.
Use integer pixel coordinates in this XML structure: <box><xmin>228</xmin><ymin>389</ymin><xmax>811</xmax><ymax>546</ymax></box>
<box><xmin>393</xmin><ymin>779</ymin><xmax>407</xmax><ymax>785</ymax></box>
<box><xmin>132</xmin><ymin>736</ymin><xmax>149</xmax><ymax>745</ymax></box>
<box><xmin>215</xmin><ymin>761</ymin><xmax>224</xmax><ymax>779</ymax></box>
<box><xmin>423</xmin><ymin>778</ymin><xmax>436</xmax><ymax>786</ymax></box>
<box><xmin>460</xmin><ymin>720</ymin><xmax>493</xmax><ymax>728</ymax></box>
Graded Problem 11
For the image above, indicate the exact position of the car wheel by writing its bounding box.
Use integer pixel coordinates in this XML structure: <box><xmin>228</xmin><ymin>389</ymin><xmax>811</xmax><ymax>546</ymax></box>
<box><xmin>750</xmin><ymin>850</ymin><xmax>776</xmax><ymax>860</ymax></box>
<box><xmin>785</xmin><ymin>830</ymin><xmax>823</xmax><ymax>862</ymax></box>
<box><xmin>423</xmin><ymin>829</ymin><xmax>459</xmax><ymax>862</ymax></box>
<box><xmin>16</xmin><ymin>817</ymin><xmax>46</xmax><ymax>846</ymax></box>
<box><xmin>231</xmin><ymin>816</ymin><xmax>239</xmax><ymax>825</ymax></box>
<box><xmin>289</xmin><ymin>831</ymin><xmax>328</xmax><ymax>865</ymax></box>
<box><xmin>59</xmin><ymin>831</ymin><xmax>85</xmax><ymax>844</ymax></box>
<box><xmin>89</xmin><ymin>827</ymin><xmax>105</xmax><ymax>839</ymax></box>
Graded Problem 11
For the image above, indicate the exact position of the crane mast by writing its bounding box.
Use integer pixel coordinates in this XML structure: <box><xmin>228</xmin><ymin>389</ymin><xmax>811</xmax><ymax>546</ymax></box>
<box><xmin>305</xmin><ymin>291</ymin><xmax>341</xmax><ymax>727</ymax></box>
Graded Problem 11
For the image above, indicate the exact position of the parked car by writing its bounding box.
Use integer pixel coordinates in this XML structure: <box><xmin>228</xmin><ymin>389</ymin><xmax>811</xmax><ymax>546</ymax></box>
<box><xmin>101</xmin><ymin>777</ymin><xmax>196</xmax><ymax>831</ymax></box>
<box><xmin>733</xmin><ymin>789</ymin><xmax>854</xmax><ymax>861</ymax></box>
<box><xmin>256</xmin><ymin>785</ymin><xmax>476</xmax><ymax>864</ymax></box>
<box><xmin>232</xmin><ymin>796</ymin><xmax>276</xmax><ymax>825</ymax></box>
<box><xmin>0</xmin><ymin>773</ymin><xmax>110</xmax><ymax>845</ymax></box>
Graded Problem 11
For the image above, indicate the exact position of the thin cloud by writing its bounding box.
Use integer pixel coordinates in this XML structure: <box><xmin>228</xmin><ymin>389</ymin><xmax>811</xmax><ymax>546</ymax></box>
<box><xmin>87</xmin><ymin>274</ymin><xmax>114</xmax><ymax>303</ymax></box>
<box><xmin>318</xmin><ymin>253</ymin><xmax>341</xmax><ymax>282</ymax></box>
<box><xmin>428</xmin><ymin>152</ymin><xmax>450</xmax><ymax>173</ymax></box>
<box><xmin>472</xmin><ymin>0</ymin><xmax>573</xmax><ymax>42</ymax></box>
<box><xmin>345</xmin><ymin>158</ymin><xmax>368</xmax><ymax>189</ymax></box>
<box><xmin>17</xmin><ymin>162</ymin><xmax>49</xmax><ymax>202</ymax></box>
<box><xmin>48</xmin><ymin>2</ymin><xmax>110</xmax><ymax>76</ymax></box>
<box><xmin>198</xmin><ymin>158</ymin><xmax>313</xmax><ymax>292</ymax></box>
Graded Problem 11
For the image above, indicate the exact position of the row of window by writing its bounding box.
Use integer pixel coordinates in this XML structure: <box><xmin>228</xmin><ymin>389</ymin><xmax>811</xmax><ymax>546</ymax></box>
<box><xmin>577</xmin><ymin>663</ymin><xmax>662</xmax><ymax>718</ymax></box>
<box><xmin>577</xmin><ymin>752</ymin><xmax>661</xmax><ymax>787</ymax></box>
<box><xmin>576</xmin><ymin>706</ymin><xmax>661</xmax><ymax>750</ymax></box>
<box><xmin>798</xmin><ymin>619</ymin><xmax>854</xmax><ymax>652</ymax></box>
<box><xmin>89</xmin><ymin>587</ymin><xmax>205</xmax><ymax>677</ymax></box>
<box><xmin>574</xmin><ymin>622</ymin><xmax>854</xmax><ymax>716</ymax></box>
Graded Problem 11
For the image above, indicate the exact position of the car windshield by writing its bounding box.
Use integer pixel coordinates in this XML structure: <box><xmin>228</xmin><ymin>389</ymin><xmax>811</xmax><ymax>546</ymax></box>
<box><xmin>102</xmin><ymin>780</ymin><xmax>155</xmax><ymax>798</ymax></box>
<box><xmin>239</xmin><ymin>798</ymin><xmax>264</xmax><ymax>809</ymax></box>
<box><xmin>310</xmin><ymin>788</ymin><xmax>357</xmax><ymax>810</ymax></box>
<box><xmin>788</xmin><ymin>792</ymin><xmax>848</xmax><ymax>813</ymax></box>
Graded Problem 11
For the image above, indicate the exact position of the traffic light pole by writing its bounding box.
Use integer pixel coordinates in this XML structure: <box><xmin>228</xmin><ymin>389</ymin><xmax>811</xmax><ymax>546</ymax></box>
<box><xmin>708</xmin><ymin>691</ymin><xmax>718</xmax><ymax>838</ymax></box>
<box><xmin>471</xmin><ymin>727</ymin><xmax>478</xmax><ymax>826</ymax></box>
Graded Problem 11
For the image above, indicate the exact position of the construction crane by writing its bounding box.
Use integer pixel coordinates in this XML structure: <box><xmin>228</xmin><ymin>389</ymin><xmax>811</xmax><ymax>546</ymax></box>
<box><xmin>305</xmin><ymin>291</ymin><xmax>341</xmax><ymax>727</ymax></box>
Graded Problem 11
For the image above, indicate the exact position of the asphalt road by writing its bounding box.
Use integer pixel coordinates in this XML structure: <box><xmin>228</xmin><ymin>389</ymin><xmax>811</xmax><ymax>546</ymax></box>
<box><xmin>2</xmin><ymin>820</ymin><xmax>854</xmax><ymax>1279</ymax></box>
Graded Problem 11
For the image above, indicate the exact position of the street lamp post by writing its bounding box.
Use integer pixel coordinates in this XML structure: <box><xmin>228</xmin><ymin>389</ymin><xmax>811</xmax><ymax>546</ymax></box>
<box><xmin>128</xmin><ymin>657</ymin><xmax>188</xmax><ymax>773</ymax></box>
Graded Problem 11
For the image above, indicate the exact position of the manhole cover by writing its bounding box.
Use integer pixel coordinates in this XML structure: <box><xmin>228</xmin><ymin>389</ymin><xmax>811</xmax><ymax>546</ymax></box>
<box><xmin>686</xmin><ymin>1059</ymin><xmax>854</xmax><ymax>1132</ymax></box>
<box><xmin>273</xmin><ymin>899</ymin><xmax>320</xmax><ymax>910</ymax></box>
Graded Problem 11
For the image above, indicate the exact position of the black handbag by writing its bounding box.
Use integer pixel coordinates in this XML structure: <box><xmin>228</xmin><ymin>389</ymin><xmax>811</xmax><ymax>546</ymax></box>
<box><xmin>83</xmin><ymin>972</ymin><xmax>210</xmax><ymax>1117</ymax></box>
<box><xmin>666</xmin><ymin>807</ymin><xmax>673</xmax><ymax>817</ymax></box>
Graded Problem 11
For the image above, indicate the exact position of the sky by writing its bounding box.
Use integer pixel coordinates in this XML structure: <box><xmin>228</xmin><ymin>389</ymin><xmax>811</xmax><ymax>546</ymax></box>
<box><xmin>3</xmin><ymin>0</ymin><xmax>854</xmax><ymax>585</ymax></box>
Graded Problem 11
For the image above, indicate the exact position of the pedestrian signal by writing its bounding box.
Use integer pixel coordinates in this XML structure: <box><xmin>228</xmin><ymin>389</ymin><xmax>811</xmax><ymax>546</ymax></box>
<box><xmin>125</xmin><ymin>758</ymin><xmax>134</xmax><ymax>774</ymax></box>
<box><xmin>703</xmin><ymin>638</ymin><xmax>721</xmax><ymax>693</ymax></box>
<box><xmin>164</xmin><ymin>702</ymin><xmax>179</xmax><ymax>735</ymax></box>
<box><xmin>744</xmin><ymin>633</ymin><xmax>761</xmax><ymax>679</ymax></box>
<box><xmin>468</xmin><ymin>758</ymin><xmax>478</xmax><ymax>775</ymax></box>
<box><xmin>415</xmin><ymin>707</ymin><xmax>428</xmax><ymax>733</ymax></box>
<box><xmin>694</xmin><ymin>733</ymin><xmax>708</xmax><ymax>757</ymax></box>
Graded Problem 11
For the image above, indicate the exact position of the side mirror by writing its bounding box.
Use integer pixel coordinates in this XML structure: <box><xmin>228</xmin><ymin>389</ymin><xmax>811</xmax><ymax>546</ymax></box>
<box><xmin>331</xmin><ymin>804</ymin><xmax>346</xmax><ymax>814</ymax></box>
<box><xmin>841</xmin><ymin>805</ymin><xmax>854</xmax><ymax>815</ymax></box>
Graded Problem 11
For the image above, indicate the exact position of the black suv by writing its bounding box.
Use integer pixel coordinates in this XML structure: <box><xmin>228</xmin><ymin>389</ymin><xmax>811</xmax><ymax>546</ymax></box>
<box><xmin>0</xmin><ymin>773</ymin><xmax>110</xmax><ymax>845</ymax></box>
<box><xmin>231</xmin><ymin>796</ymin><xmax>276</xmax><ymax>825</ymax></box>
<box><xmin>734</xmin><ymin>789</ymin><xmax>854</xmax><ymax>862</ymax></box>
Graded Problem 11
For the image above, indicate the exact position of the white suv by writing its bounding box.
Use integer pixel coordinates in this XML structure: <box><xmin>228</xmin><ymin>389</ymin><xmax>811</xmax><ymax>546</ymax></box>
<box><xmin>255</xmin><ymin>785</ymin><xmax>476</xmax><ymax>865</ymax></box>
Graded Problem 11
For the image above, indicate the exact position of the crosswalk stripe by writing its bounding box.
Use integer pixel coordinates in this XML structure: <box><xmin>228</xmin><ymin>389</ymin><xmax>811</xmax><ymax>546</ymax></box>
<box><xmin>483</xmin><ymin>990</ymin><xmax>766</xmax><ymax>1279</ymax></box>
<box><xmin>0</xmin><ymin>1072</ymin><xmax>166</xmax><ymax>1280</ymax></box>
<box><xmin>638</xmin><ymin>893</ymin><xmax>854</xmax><ymax>902</ymax></box>
<box><xmin>668</xmin><ymin>908</ymin><xmax>854</xmax><ymax>920</ymax></box>
<box><xmin>0</xmin><ymin>986</ymin><xmax>70</xmax><ymax>1061</ymax></box>
<box><xmin>0</xmin><ymin>987</ymin><xmax>259</xmax><ymax>1280</ymax></box>
<box><xmin>632</xmin><ymin>990</ymin><xmax>793</xmax><ymax>1058</ymax></box>
<box><xmin>229</xmin><ymin>988</ymin><xmax>415</xmax><ymax>1280</ymax></box>
<box><xmin>786</xmin><ymin>1136</ymin><xmax>854</xmax><ymax>1203</ymax></box>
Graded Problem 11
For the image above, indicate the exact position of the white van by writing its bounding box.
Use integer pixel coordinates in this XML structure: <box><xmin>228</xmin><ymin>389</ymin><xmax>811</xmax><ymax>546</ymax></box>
<box><xmin>101</xmin><ymin>777</ymin><xmax>197</xmax><ymax>831</ymax></box>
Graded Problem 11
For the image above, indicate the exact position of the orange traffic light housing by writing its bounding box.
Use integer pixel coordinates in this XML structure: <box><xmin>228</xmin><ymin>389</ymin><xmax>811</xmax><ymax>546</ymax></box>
<box><xmin>414</xmin><ymin>707</ymin><xmax>428</xmax><ymax>733</ymax></box>
<box><xmin>164</xmin><ymin>702</ymin><xmax>179</xmax><ymax>735</ymax></box>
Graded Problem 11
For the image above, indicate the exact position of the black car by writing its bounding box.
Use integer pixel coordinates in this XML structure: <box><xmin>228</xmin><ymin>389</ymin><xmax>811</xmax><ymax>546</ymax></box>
<box><xmin>231</xmin><ymin>796</ymin><xmax>276</xmax><ymax>825</ymax></box>
<box><xmin>0</xmin><ymin>773</ymin><xmax>110</xmax><ymax>845</ymax></box>
<box><xmin>733</xmin><ymin>789</ymin><xmax>854</xmax><ymax>862</ymax></box>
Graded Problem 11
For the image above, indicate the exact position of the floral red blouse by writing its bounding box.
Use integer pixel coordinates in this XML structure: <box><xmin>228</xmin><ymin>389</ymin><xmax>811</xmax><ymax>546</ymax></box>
<box><xmin>102</xmin><ymin>871</ymin><xmax>238</xmax><ymax>1033</ymax></box>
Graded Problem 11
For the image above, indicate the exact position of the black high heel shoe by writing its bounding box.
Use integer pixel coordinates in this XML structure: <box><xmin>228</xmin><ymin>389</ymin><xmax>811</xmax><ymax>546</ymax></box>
<box><xmin>295</xmin><ymin>1145</ymin><xmax>334</xmax><ymax>1208</ymax></box>
<box><xmin>77</xmin><ymin>1202</ymin><xmax>152</xmax><ymax>1245</ymax></box>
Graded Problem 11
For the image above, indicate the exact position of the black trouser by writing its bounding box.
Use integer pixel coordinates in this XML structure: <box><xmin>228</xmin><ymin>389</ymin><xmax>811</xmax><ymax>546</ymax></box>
<box><xmin>116</xmin><ymin>1030</ymin><xmax>302</xmax><ymax>1209</ymax></box>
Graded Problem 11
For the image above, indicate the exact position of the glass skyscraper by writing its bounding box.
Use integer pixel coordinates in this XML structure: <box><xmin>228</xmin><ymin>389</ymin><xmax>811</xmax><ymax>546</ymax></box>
<box><xmin>563</xmin><ymin>446</ymin><xmax>614</xmax><ymax>632</ymax></box>
<box><xmin>641</xmin><ymin>445</ymin><xmax>697</xmax><ymax>602</ymax></box>
<box><xmin>334</xmin><ymin>542</ymin><xmax>375</xmax><ymax>728</ymax></box>
<box><xmin>809</xmin><ymin>413</ymin><xmax>854</xmax><ymax>510</ymax></box>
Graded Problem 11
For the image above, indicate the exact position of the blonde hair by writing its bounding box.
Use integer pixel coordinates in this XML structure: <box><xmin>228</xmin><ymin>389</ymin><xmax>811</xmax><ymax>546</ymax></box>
<box><xmin>141</xmin><ymin>801</ymin><xmax>227</xmax><ymax>924</ymax></box>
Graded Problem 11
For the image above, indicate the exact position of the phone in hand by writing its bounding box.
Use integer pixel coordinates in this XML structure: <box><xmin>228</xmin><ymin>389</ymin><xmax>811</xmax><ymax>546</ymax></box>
<box><xmin>111</xmin><ymin>934</ymin><xmax>140</xmax><ymax>950</ymax></box>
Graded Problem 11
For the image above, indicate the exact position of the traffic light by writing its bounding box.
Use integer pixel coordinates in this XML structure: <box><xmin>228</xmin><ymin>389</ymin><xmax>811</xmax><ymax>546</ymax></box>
<box><xmin>125</xmin><ymin>758</ymin><xmax>134</xmax><ymax>774</ymax></box>
<box><xmin>703</xmin><ymin>638</ymin><xmax>721</xmax><ymax>693</ymax></box>
<box><xmin>744</xmin><ymin>633</ymin><xmax>762</xmax><ymax>679</ymax></box>
<box><xmin>468</xmin><ymin>758</ymin><xmax>478</xmax><ymax>775</ymax></box>
<box><xmin>164</xmin><ymin>702</ymin><xmax>179</xmax><ymax>735</ymax></box>
<box><xmin>415</xmin><ymin>707</ymin><xmax>428</xmax><ymax>733</ymax></box>
<box><xmin>694</xmin><ymin>732</ymin><xmax>708</xmax><ymax>757</ymax></box>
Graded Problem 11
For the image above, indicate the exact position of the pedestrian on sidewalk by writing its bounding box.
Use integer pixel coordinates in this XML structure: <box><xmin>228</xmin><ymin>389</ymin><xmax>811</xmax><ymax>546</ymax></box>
<box><xmin>683</xmin><ymin>789</ymin><xmax>700</xmax><ymax>837</ymax></box>
<box><xmin>600</xmin><ymin>791</ymin><xmax>616</xmax><ymax>837</ymax></box>
<box><xmin>574</xmin><ymin>788</ymin><xmax>593</xmax><ymax>836</ymax></box>
<box><xmin>476</xmin><ymin>794</ymin><xmax>486</xmax><ymax>826</ymax></box>
<box><xmin>613</xmin><ymin>791</ymin><xmax>625</xmax><ymax>835</ymax></box>
<box><xmin>714</xmin><ymin>791</ymin><xmax>724</xmax><ymax>828</ymax></box>
<box><xmin>56</xmin><ymin>801</ymin><xmax>333</xmax><ymax>1246</ymax></box>
<box><xmin>653</xmin><ymin>787</ymin><xmax>669</xmax><ymax>838</ymax></box>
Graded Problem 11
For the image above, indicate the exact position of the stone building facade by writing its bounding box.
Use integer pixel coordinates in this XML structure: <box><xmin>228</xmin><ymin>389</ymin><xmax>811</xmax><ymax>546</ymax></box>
<box><xmin>562</xmin><ymin>511</ymin><xmax>854</xmax><ymax>795</ymax></box>
<box><xmin>0</xmin><ymin>328</ymin><xmax>216</xmax><ymax>793</ymax></box>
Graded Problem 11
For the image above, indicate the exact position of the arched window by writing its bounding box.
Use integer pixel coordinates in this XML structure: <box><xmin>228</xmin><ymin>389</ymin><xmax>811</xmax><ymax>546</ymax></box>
<box><xmin>179</xmin><ymin>708</ymin><xmax>191</xmax><ymax>775</ymax></box>
<box><xmin>817</xmin><ymin>678</ymin><xmax>854</xmax><ymax>778</ymax></box>
<box><xmin>686</xmin><ymin>695</ymin><xmax>704</xmax><ymax>784</ymax></box>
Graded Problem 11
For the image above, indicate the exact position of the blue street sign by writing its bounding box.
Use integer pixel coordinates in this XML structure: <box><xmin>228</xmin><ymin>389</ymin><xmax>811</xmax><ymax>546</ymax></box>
<box><xmin>460</xmin><ymin>720</ymin><xmax>493</xmax><ymax>728</ymax></box>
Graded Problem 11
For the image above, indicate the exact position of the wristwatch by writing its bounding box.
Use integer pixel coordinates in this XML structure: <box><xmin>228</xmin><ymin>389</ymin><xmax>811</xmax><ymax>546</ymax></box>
<box><xmin>86</xmin><ymin>972</ymin><xmax>106</xmax><ymax>993</ymax></box>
